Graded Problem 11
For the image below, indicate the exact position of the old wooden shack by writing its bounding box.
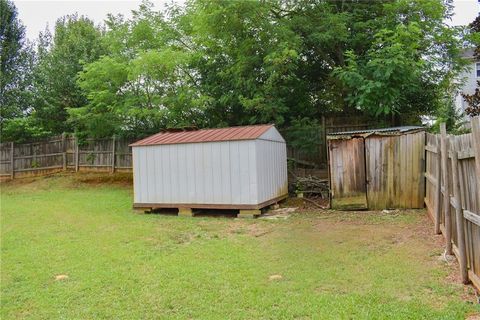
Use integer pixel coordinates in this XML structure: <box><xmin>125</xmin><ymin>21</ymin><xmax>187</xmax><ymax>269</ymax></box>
<box><xmin>327</xmin><ymin>126</ymin><xmax>425</xmax><ymax>210</ymax></box>
<box><xmin>130</xmin><ymin>125</ymin><xmax>288</xmax><ymax>217</ymax></box>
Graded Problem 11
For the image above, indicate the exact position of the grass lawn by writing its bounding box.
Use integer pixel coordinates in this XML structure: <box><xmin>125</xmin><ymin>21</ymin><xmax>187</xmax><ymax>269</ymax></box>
<box><xmin>1</xmin><ymin>173</ymin><xmax>479</xmax><ymax>319</ymax></box>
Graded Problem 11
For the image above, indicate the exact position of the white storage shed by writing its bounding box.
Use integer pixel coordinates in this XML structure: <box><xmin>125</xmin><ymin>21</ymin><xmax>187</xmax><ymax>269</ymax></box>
<box><xmin>130</xmin><ymin>124</ymin><xmax>288</xmax><ymax>216</ymax></box>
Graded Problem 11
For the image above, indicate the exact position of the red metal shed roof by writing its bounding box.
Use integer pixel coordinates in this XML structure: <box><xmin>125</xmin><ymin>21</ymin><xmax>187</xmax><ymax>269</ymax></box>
<box><xmin>130</xmin><ymin>124</ymin><xmax>274</xmax><ymax>147</ymax></box>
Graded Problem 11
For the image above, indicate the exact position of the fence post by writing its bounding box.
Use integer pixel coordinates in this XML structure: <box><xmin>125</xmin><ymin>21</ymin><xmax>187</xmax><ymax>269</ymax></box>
<box><xmin>111</xmin><ymin>135</ymin><xmax>116</xmax><ymax>173</ymax></box>
<box><xmin>321</xmin><ymin>115</ymin><xmax>326</xmax><ymax>164</ymax></box>
<box><xmin>471</xmin><ymin>116</ymin><xmax>480</xmax><ymax>202</ymax></box>
<box><xmin>450</xmin><ymin>138</ymin><xmax>468</xmax><ymax>283</ymax></box>
<box><xmin>434</xmin><ymin>134</ymin><xmax>441</xmax><ymax>234</ymax></box>
<box><xmin>440</xmin><ymin>123</ymin><xmax>452</xmax><ymax>255</ymax></box>
<box><xmin>62</xmin><ymin>133</ymin><xmax>67</xmax><ymax>171</ymax></box>
<box><xmin>75</xmin><ymin>135</ymin><xmax>79</xmax><ymax>172</ymax></box>
<box><xmin>10</xmin><ymin>142</ymin><xmax>14</xmax><ymax>179</ymax></box>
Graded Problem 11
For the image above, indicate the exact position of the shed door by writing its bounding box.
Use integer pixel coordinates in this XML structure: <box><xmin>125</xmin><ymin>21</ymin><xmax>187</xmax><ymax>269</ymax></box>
<box><xmin>328</xmin><ymin>138</ymin><xmax>367</xmax><ymax>210</ymax></box>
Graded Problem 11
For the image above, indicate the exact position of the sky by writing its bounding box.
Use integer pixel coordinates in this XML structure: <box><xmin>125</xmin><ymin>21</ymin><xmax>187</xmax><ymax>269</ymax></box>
<box><xmin>13</xmin><ymin>0</ymin><xmax>480</xmax><ymax>41</ymax></box>
<box><xmin>14</xmin><ymin>0</ymin><xmax>174</xmax><ymax>40</ymax></box>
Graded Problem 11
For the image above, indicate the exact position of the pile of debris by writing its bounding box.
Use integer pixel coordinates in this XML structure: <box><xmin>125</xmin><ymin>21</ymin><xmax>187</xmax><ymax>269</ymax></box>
<box><xmin>295</xmin><ymin>175</ymin><xmax>329</xmax><ymax>199</ymax></box>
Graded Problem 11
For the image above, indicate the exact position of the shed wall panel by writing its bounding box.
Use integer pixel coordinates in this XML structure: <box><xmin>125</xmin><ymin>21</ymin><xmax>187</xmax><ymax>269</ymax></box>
<box><xmin>133</xmin><ymin>140</ymin><xmax>259</xmax><ymax>205</ymax></box>
<box><xmin>255</xmin><ymin>139</ymin><xmax>288</xmax><ymax>203</ymax></box>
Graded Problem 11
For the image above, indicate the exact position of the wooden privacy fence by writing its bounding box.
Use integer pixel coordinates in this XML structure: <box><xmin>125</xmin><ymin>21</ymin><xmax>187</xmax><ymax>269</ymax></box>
<box><xmin>0</xmin><ymin>135</ymin><xmax>137</xmax><ymax>179</ymax></box>
<box><xmin>424</xmin><ymin>117</ymin><xmax>480</xmax><ymax>290</ymax></box>
<box><xmin>1</xmin><ymin>120</ymin><xmax>375</xmax><ymax>180</ymax></box>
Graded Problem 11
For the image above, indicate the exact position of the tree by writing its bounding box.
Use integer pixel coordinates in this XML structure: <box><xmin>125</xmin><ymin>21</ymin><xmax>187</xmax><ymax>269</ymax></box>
<box><xmin>32</xmin><ymin>14</ymin><xmax>105</xmax><ymax>135</ymax></box>
<box><xmin>3</xmin><ymin>0</ymin><xmax>468</xmax><ymax>140</ymax></box>
<box><xmin>0</xmin><ymin>0</ymin><xmax>37</xmax><ymax>141</ymax></box>
<box><xmin>73</xmin><ymin>2</ymin><xmax>207</xmax><ymax>138</ymax></box>
<box><xmin>468</xmin><ymin>14</ymin><xmax>480</xmax><ymax>59</ymax></box>
<box><xmin>334</xmin><ymin>0</ymin><xmax>464</xmax><ymax>125</ymax></box>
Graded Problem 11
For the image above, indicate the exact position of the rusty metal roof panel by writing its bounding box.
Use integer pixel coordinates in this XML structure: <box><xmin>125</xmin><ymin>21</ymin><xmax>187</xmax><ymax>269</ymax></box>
<box><xmin>327</xmin><ymin>126</ymin><xmax>424</xmax><ymax>138</ymax></box>
<box><xmin>130</xmin><ymin>124</ymin><xmax>274</xmax><ymax>147</ymax></box>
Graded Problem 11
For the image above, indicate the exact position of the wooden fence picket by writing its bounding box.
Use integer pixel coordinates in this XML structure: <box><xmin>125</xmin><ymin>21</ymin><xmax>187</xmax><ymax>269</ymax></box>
<box><xmin>111</xmin><ymin>135</ymin><xmax>116</xmax><ymax>174</ymax></box>
<box><xmin>440</xmin><ymin>123</ymin><xmax>452</xmax><ymax>255</ymax></box>
<box><xmin>10</xmin><ymin>142</ymin><xmax>14</xmax><ymax>179</ymax></box>
<box><xmin>450</xmin><ymin>138</ymin><xmax>468</xmax><ymax>283</ymax></box>
<box><xmin>434</xmin><ymin>135</ymin><xmax>442</xmax><ymax>234</ymax></box>
<box><xmin>472</xmin><ymin>117</ymin><xmax>480</xmax><ymax>202</ymax></box>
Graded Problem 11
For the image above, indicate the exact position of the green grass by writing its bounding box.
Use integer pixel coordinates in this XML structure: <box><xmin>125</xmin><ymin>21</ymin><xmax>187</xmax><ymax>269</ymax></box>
<box><xmin>1</xmin><ymin>173</ymin><xmax>479</xmax><ymax>319</ymax></box>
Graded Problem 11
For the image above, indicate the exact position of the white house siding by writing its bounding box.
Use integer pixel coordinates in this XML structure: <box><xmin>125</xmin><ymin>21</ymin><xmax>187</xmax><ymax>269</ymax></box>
<box><xmin>133</xmin><ymin>140</ymin><xmax>259</xmax><ymax>205</ymax></box>
<box><xmin>255</xmin><ymin>130</ymin><xmax>288</xmax><ymax>204</ymax></box>
<box><xmin>456</xmin><ymin>58</ymin><xmax>479</xmax><ymax>116</ymax></box>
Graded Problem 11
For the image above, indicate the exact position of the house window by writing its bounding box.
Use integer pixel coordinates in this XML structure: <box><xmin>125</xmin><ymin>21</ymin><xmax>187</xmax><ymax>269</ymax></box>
<box><xmin>477</xmin><ymin>62</ymin><xmax>480</xmax><ymax>78</ymax></box>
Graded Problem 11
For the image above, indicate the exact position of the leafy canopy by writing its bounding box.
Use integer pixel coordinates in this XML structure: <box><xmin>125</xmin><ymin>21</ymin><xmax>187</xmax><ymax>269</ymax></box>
<box><xmin>0</xmin><ymin>0</ymin><xmax>469</xmax><ymax>141</ymax></box>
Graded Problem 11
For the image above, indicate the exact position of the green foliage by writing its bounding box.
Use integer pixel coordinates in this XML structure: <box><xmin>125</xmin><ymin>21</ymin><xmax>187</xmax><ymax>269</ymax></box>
<box><xmin>284</xmin><ymin>118</ymin><xmax>323</xmax><ymax>156</ymax></box>
<box><xmin>32</xmin><ymin>14</ymin><xmax>105</xmax><ymax>135</ymax></box>
<box><xmin>0</xmin><ymin>0</ymin><xmax>37</xmax><ymax>142</ymax></box>
<box><xmin>31</xmin><ymin>160</ymin><xmax>40</xmax><ymax>168</ymax></box>
<box><xmin>467</xmin><ymin>14</ymin><xmax>480</xmax><ymax>59</ymax></box>
<box><xmin>73</xmin><ymin>4</ymin><xmax>209</xmax><ymax>137</ymax></box>
<box><xmin>1</xmin><ymin>114</ymin><xmax>51</xmax><ymax>143</ymax></box>
<box><xmin>433</xmin><ymin>96</ymin><xmax>466</xmax><ymax>133</ymax></box>
<box><xmin>334</xmin><ymin>0</ymin><xmax>464</xmax><ymax>119</ymax></box>
<box><xmin>1</xmin><ymin>0</ymin><xmax>471</xmax><ymax>140</ymax></box>
<box><xmin>86</xmin><ymin>153</ymin><xmax>96</xmax><ymax>164</ymax></box>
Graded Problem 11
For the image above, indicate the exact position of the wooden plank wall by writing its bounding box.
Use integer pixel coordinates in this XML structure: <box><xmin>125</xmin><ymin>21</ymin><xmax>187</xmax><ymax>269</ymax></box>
<box><xmin>329</xmin><ymin>138</ymin><xmax>368</xmax><ymax>210</ymax></box>
<box><xmin>365</xmin><ymin>132</ymin><xmax>425</xmax><ymax>209</ymax></box>
<box><xmin>328</xmin><ymin>131</ymin><xmax>425</xmax><ymax>210</ymax></box>
<box><xmin>424</xmin><ymin>117</ymin><xmax>480</xmax><ymax>290</ymax></box>
<box><xmin>0</xmin><ymin>135</ymin><xmax>136</xmax><ymax>179</ymax></box>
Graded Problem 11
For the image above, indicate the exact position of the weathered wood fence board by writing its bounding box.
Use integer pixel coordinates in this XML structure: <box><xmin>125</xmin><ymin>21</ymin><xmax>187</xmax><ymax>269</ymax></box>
<box><xmin>425</xmin><ymin>116</ymin><xmax>480</xmax><ymax>290</ymax></box>
<box><xmin>365</xmin><ymin>132</ymin><xmax>425</xmax><ymax>209</ymax></box>
<box><xmin>329</xmin><ymin>137</ymin><xmax>368</xmax><ymax>210</ymax></box>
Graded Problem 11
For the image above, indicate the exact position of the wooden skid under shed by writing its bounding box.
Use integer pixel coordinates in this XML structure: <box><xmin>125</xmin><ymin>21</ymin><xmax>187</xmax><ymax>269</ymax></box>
<box><xmin>133</xmin><ymin>194</ymin><xmax>288</xmax><ymax>212</ymax></box>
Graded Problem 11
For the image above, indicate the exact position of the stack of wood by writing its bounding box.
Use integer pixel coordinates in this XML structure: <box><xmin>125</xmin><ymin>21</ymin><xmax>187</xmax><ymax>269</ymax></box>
<box><xmin>295</xmin><ymin>175</ymin><xmax>329</xmax><ymax>198</ymax></box>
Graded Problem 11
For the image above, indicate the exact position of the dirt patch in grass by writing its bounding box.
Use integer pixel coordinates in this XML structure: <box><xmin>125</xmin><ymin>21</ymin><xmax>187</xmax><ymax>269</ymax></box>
<box><xmin>0</xmin><ymin>173</ymin><xmax>67</xmax><ymax>193</ymax></box>
<box><xmin>282</xmin><ymin>196</ymin><xmax>329</xmax><ymax>210</ymax></box>
<box><xmin>70</xmin><ymin>172</ymin><xmax>133</xmax><ymax>186</ymax></box>
<box><xmin>0</xmin><ymin>171</ymin><xmax>133</xmax><ymax>192</ymax></box>
<box><xmin>227</xmin><ymin>221</ymin><xmax>273</xmax><ymax>238</ymax></box>
<box><xmin>467</xmin><ymin>313</ymin><xmax>480</xmax><ymax>320</ymax></box>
